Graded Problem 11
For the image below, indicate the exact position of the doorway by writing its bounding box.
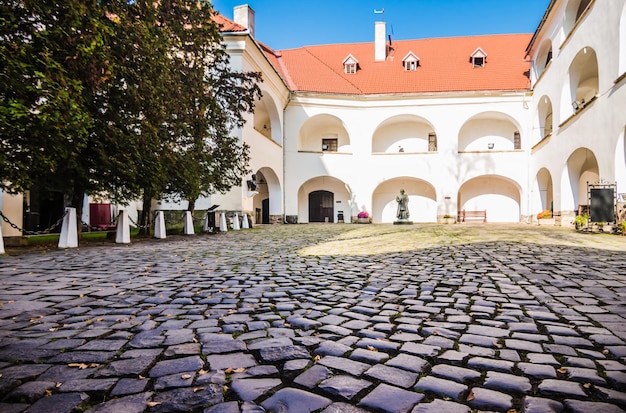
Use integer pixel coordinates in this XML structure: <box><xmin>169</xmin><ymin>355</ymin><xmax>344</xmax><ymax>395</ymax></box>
<box><xmin>309</xmin><ymin>190</ymin><xmax>334</xmax><ymax>222</ymax></box>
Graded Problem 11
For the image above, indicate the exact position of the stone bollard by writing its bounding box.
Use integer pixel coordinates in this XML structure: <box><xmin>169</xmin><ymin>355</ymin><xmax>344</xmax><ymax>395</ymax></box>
<box><xmin>233</xmin><ymin>213</ymin><xmax>240</xmax><ymax>231</ymax></box>
<box><xmin>203</xmin><ymin>213</ymin><xmax>210</xmax><ymax>232</ymax></box>
<box><xmin>242</xmin><ymin>213</ymin><xmax>249</xmax><ymax>229</ymax></box>
<box><xmin>0</xmin><ymin>222</ymin><xmax>4</xmax><ymax>254</ymax></box>
<box><xmin>58</xmin><ymin>207</ymin><xmax>78</xmax><ymax>248</ymax></box>
<box><xmin>154</xmin><ymin>211</ymin><xmax>166</xmax><ymax>239</ymax></box>
<box><xmin>219</xmin><ymin>212</ymin><xmax>228</xmax><ymax>232</ymax></box>
<box><xmin>115</xmin><ymin>210</ymin><xmax>131</xmax><ymax>244</ymax></box>
<box><xmin>183</xmin><ymin>211</ymin><xmax>194</xmax><ymax>235</ymax></box>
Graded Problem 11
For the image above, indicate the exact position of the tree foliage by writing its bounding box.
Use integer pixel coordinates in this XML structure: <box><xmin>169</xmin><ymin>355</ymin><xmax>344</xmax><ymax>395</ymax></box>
<box><xmin>0</xmin><ymin>0</ymin><xmax>262</xmax><ymax>232</ymax></box>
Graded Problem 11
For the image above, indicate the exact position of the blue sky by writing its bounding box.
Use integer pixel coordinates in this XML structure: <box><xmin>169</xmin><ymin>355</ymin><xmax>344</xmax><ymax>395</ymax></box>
<box><xmin>211</xmin><ymin>0</ymin><xmax>552</xmax><ymax>50</ymax></box>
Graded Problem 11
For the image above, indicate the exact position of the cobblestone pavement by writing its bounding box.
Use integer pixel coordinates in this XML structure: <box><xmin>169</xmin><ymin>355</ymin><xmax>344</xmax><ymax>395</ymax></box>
<box><xmin>1</xmin><ymin>224</ymin><xmax>626</xmax><ymax>413</ymax></box>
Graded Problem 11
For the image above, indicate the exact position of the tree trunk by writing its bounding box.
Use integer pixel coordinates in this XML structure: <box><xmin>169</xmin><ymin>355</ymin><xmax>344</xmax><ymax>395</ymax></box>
<box><xmin>139</xmin><ymin>193</ymin><xmax>152</xmax><ymax>236</ymax></box>
<box><xmin>187</xmin><ymin>198</ymin><xmax>196</xmax><ymax>215</ymax></box>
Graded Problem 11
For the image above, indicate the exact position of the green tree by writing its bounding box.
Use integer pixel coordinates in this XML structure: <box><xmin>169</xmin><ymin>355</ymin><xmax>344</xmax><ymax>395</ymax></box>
<box><xmin>0</xmin><ymin>0</ymin><xmax>112</xmax><ymax>221</ymax></box>
<box><xmin>162</xmin><ymin>1</ymin><xmax>261</xmax><ymax>214</ymax></box>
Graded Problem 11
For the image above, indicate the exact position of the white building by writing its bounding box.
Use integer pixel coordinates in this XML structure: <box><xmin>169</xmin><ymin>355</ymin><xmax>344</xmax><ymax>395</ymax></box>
<box><xmin>2</xmin><ymin>0</ymin><xmax>624</xmax><ymax>238</ymax></box>
<box><xmin>212</xmin><ymin>0</ymin><xmax>625</xmax><ymax>225</ymax></box>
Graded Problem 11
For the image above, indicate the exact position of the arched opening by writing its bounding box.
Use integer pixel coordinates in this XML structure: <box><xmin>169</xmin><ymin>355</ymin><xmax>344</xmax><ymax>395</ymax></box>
<box><xmin>298</xmin><ymin>114</ymin><xmax>351</xmax><ymax>153</ymax></box>
<box><xmin>536</xmin><ymin>168</ymin><xmax>554</xmax><ymax>215</ymax></box>
<box><xmin>559</xmin><ymin>148</ymin><xmax>599</xmax><ymax>216</ymax></box>
<box><xmin>372</xmin><ymin>178</ymin><xmax>437</xmax><ymax>223</ymax></box>
<box><xmin>537</xmin><ymin>95</ymin><xmax>553</xmax><ymax>143</ymax></box>
<box><xmin>458</xmin><ymin>112</ymin><xmax>521</xmax><ymax>152</ymax></box>
<box><xmin>536</xmin><ymin>39</ymin><xmax>553</xmax><ymax>78</ymax></box>
<box><xmin>251</xmin><ymin>167</ymin><xmax>281</xmax><ymax>224</ymax></box>
<box><xmin>253</xmin><ymin>92</ymin><xmax>282</xmax><ymax>145</ymax></box>
<box><xmin>564</xmin><ymin>0</ymin><xmax>592</xmax><ymax>36</ymax></box>
<box><xmin>561</xmin><ymin>47</ymin><xmax>599</xmax><ymax>119</ymax></box>
<box><xmin>372</xmin><ymin>115</ymin><xmax>436</xmax><ymax>153</ymax></box>
<box><xmin>458</xmin><ymin>175</ymin><xmax>521</xmax><ymax>222</ymax></box>
<box><xmin>297</xmin><ymin>176</ymin><xmax>351</xmax><ymax>223</ymax></box>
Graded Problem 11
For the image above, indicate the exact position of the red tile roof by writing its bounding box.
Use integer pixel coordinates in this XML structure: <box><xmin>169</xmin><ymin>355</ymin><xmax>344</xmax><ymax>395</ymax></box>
<box><xmin>212</xmin><ymin>13</ymin><xmax>246</xmax><ymax>33</ymax></box>
<box><xmin>215</xmin><ymin>13</ymin><xmax>532</xmax><ymax>95</ymax></box>
<box><xmin>273</xmin><ymin>34</ymin><xmax>532</xmax><ymax>95</ymax></box>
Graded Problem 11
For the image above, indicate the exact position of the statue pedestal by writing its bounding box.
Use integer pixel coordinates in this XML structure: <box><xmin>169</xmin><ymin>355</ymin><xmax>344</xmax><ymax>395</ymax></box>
<box><xmin>393</xmin><ymin>220</ymin><xmax>413</xmax><ymax>225</ymax></box>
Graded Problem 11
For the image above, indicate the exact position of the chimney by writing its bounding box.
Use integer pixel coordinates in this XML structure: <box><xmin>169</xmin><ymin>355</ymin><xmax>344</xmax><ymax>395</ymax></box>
<box><xmin>375</xmin><ymin>21</ymin><xmax>386</xmax><ymax>61</ymax></box>
<box><xmin>234</xmin><ymin>4</ymin><xmax>255</xmax><ymax>37</ymax></box>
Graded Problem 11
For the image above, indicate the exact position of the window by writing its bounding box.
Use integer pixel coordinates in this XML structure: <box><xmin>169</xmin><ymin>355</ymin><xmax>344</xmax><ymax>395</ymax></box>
<box><xmin>514</xmin><ymin>131</ymin><xmax>521</xmax><ymax>150</ymax></box>
<box><xmin>322</xmin><ymin>138</ymin><xmax>338</xmax><ymax>152</ymax></box>
<box><xmin>470</xmin><ymin>47</ymin><xmax>487</xmax><ymax>68</ymax></box>
<box><xmin>428</xmin><ymin>132</ymin><xmax>437</xmax><ymax>152</ymax></box>
<box><xmin>342</xmin><ymin>54</ymin><xmax>359</xmax><ymax>75</ymax></box>
<box><xmin>402</xmin><ymin>52</ymin><xmax>420</xmax><ymax>71</ymax></box>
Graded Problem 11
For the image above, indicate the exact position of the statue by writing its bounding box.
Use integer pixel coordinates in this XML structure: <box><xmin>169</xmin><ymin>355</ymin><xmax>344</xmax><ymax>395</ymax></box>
<box><xmin>396</xmin><ymin>189</ymin><xmax>409</xmax><ymax>220</ymax></box>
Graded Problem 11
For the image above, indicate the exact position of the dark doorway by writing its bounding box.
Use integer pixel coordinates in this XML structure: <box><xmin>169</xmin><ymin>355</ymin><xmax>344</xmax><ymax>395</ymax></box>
<box><xmin>262</xmin><ymin>198</ymin><xmax>270</xmax><ymax>224</ymax></box>
<box><xmin>309</xmin><ymin>190</ymin><xmax>334</xmax><ymax>222</ymax></box>
<box><xmin>25</xmin><ymin>183</ymin><xmax>65</xmax><ymax>232</ymax></box>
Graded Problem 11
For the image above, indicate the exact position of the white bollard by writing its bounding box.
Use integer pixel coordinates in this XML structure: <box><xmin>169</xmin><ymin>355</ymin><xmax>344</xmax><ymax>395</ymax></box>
<box><xmin>58</xmin><ymin>207</ymin><xmax>78</xmax><ymax>248</ymax></box>
<box><xmin>183</xmin><ymin>211</ymin><xmax>194</xmax><ymax>235</ymax></box>
<box><xmin>0</xmin><ymin>222</ymin><xmax>5</xmax><ymax>254</ymax></box>
<box><xmin>115</xmin><ymin>210</ymin><xmax>131</xmax><ymax>244</ymax></box>
<box><xmin>219</xmin><ymin>212</ymin><xmax>228</xmax><ymax>232</ymax></box>
<box><xmin>203</xmin><ymin>213</ymin><xmax>210</xmax><ymax>232</ymax></box>
<box><xmin>154</xmin><ymin>211</ymin><xmax>166</xmax><ymax>239</ymax></box>
<box><xmin>242</xmin><ymin>213</ymin><xmax>249</xmax><ymax>229</ymax></box>
<box><xmin>232</xmin><ymin>212</ymin><xmax>240</xmax><ymax>231</ymax></box>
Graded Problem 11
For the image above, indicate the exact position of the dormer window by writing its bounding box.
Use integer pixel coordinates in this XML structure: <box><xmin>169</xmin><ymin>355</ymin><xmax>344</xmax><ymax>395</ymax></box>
<box><xmin>402</xmin><ymin>51</ymin><xmax>420</xmax><ymax>71</ymax></box>
<box><xmin>470</xmin><ymin>47</ymin><xmax>487</xmax><ymax>68</ymax></box>
<box><xmin>342</xmin><ymin>54</ymin><xmax>359</xmax><ymax>74</ymax></box>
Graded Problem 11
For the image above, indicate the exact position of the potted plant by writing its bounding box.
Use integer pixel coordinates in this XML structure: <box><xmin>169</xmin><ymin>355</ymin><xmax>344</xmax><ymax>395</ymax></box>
<box><xmin>573</xmin><ymin>213</ymin><xmax>589</xmax><ymax>230</ymax></box>
<box><xmin>536</xmin><ymin>209</ymin><xmax>555</xmax><ymax>225</ymax></box>
<box><xmin>357</xmin><ymin>211</ymin><xmax>370</xmax><ymax>224</ymax></box>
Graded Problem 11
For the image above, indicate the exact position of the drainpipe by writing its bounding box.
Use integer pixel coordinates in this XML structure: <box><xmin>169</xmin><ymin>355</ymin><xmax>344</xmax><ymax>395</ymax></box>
<box><xmin>282</xmin><ymin>91</ymin><xmax>292</xmax><ymax>223</ymax></box>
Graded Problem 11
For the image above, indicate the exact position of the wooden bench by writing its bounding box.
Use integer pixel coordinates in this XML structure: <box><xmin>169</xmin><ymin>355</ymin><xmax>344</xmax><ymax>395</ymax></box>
<box><xmin>457</xmin><ymin>209</ymin><xmax>487</xmax><ymax>223</ymax></box>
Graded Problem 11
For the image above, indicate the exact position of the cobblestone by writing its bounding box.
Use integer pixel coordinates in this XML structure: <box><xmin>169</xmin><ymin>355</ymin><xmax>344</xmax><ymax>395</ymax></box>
<box><xmin>1</xmin><ymin>224</ymin><xmax>626</xmax><ymax>412</ymax></box>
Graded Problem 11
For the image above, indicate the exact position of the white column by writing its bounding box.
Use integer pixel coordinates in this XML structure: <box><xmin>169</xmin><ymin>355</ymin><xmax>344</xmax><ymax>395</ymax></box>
<box><xmin>242</xmin><ymin>213</ymin><xmax>249</xmax><ymax>229</ymax></box>
<box><xmin>154</xmin><ymin>211</ymin><xmax>166</xmax><ymax>239</ymax></box>
<box><xmin>115</xmin><ymin>210</ymin><xmax>131</xmax><ymax>244</ymax></box>
<box><xmin>58</xmin><ymin>207</ymin><xmax>78</xmax><ymax>248</ymax></box>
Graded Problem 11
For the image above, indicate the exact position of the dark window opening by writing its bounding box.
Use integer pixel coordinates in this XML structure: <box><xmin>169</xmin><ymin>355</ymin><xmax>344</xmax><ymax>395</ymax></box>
<box><xmin>428</xmin><ymin>132</ymin><xmax>437</xmax><ymax>152</ymax></box>
<box><xmin>514</xmin><ymin>131</ymin><xmax>521</xmax><ymax>150</ymax></box>
<box><xmin>322</xmin><ymin>138</ymin><xmax>338</xmax><ymax>152</ymax></box>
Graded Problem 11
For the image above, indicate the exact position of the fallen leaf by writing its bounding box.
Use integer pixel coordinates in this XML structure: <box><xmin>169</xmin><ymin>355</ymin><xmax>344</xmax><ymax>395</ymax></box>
<box><xmin>138</xmin><ymin>375</ymin><xmax>146</xmax><ymax>380</ymax></box>
<box><xmin>367</xmin><ymin>346</ymin><xmax>378</xmax><ymax>352</ymax></box>
<box><xmin>55</xmin><ymin>382</ymin><xmax>62</xmax><ymax>388</ymax></box>
<box><xmin>89</xmin><ymin>363</ymin><xmax>100</xmax><ymax>368</ymax></box>
<box><xmin>557</xmin><ymin>367</ymin><xmax>568</xmax><ymax>374</ymax></box>
<box><xmin>314</xmin><ymin>355</ymin><xmax>321</xmax><ymax>363</ymax></box>
<box><xmin>181</xmin><ymin>374</ymin><xmax>192</xmax><ymax>379</ymax></box>
<box><xmin>583</xmin><ymin>383</ymin><xmax>592</xmax><ymax>388</ymax></box>
<box><xmin>68</xmin><ymin>363</ymin><xmax>89</xmax><ymax>369</ymax></box>
<box><xmin>45</xmin><ymin>390</ymin><xmax>53</xmax><ymax>396</ymax></box>
<box><xmin>224</xmin><ymin>368</ymin><xmax>233</xmax><ymax>374</ymax></box>
<box><xmin>507</xmin><ymin>409</ymin><xmax>518</xmax><ymax>413</ymax></box>
<box><xmin>466</xmin><ymin>390</ymin><xmax>475</xmax><ymax>401</ymax></box>
<box><xmin>146</xmin><ymin>401</ymin><xmax>162</xmax><ymax>407</ymax></box>
<box><xmin>193</xmin><ymin>386</ymin><xmax>205</xmax><ymax>392</ymax></box>
<box><xmin>198</xmin><ymin>369</ymin><xmax>207</xmax><ymax>375</ymax></box>
<box><xmin>432</xmin><ymin>331</ymin><xmax>439</xmax><ymax>336</ymax></box>
<box><xmin>233</xmin><ymin>367</ymin><xmax>245</xmax><ymax>373</ymax></box>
